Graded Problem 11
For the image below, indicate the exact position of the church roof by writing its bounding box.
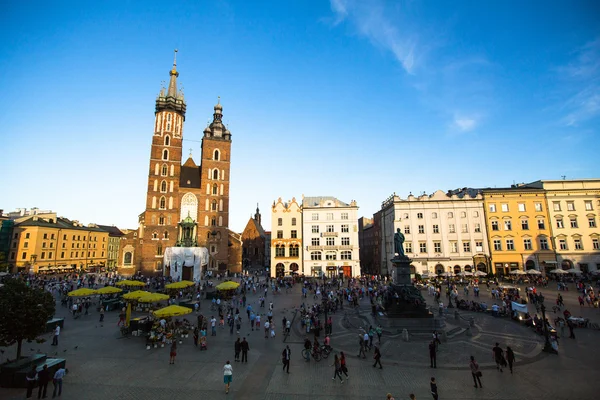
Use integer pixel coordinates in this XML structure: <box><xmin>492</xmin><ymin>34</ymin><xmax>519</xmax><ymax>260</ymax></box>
<box><xmin>243</xmin><ymin>217</ymin><xmax>265</xmax><ymax>238</ymax></box>
<box><xmin>180</xmin><ymin>166</ymin><xmax>201</xmax><ymax>188</ymax></box>
<box><xmin>182</xmin><ymin>156</ymin><xmax>197</xmax><ymax>168</ymax></box>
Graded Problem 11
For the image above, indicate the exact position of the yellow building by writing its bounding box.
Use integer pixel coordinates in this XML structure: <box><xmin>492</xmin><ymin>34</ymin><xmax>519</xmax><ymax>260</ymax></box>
<box><xmin>8</xmin><ymin>213</ymin><xmax>110</xmax><ymax>273</ymax></box>
<box><xmin>524</xmin><ymin>179</ymin><xmax>600</xmax><ymax>273</ymax></box>
<box><xmin>482</xmin><ymin>187</ymin><xmax>556</xmax><ymax>275</ymax></box>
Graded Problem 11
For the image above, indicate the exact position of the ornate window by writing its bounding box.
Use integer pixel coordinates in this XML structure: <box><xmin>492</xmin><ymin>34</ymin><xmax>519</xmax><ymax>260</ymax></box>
<box><xmin>124</xmin><ymin>252</ymin><xmax>132</xmax><ymax>265</ymax></box>
<box><xmin>160</xmin><ymin>181</ymin><xmax>167</xmax><ymax>193</ymax></box>
<box><xmin>164</xmin><ymin>135</ymin><xmax>170</xmax><ymax>146</ymax></box>
<box><xmin>212</xmin><ymin>184</ymin><xmax>218</xmax><ymax>195</ymax></box>
<box><xmin>311</xmin><ymin>251</ymin><xmax>322</xmax><ymax>260</ymax></box>
<box><xmin>340</xmin><ymin>251</ymin><xmax>352</xmax><ymax>260</ymax></box>
<box><xmin>211</xmin><ymin>217</ymin><xmax>216</xmax><ymax>226</ymax></box>
<box><xmin>180</xmin><ymin>193</ymin><xmax>198</xmax><ymax>221</ymax></box>
<box><xmin>164</xmin><ymin>231</ymin><xmax>169</xmax><ymax>239</ymax></box>
<box><xmin>162</xmin><ymin>149</ymin><xmax>169</xmax><ymax>161</ymax></box>
<box><xmin>159</xmin><ymin>196</ymin><xmax>166</xmax><ymax>210</ymax></box>
<box><xmin>152</xmin><ymin>232</ymin><xmax>158</xmax><ymax>239</ymax></box>
<box><xmin>214</xmin><ymin>150</ymin><xmax>220</xmax><ymax>160</ymax></box>
<box><xmin>161</xmin><ymin>164</ymin><xmax>168</xmax><ymax>176</ymax></box>
<box><xmin>211</xmin><ymin>200</ymin><xmax>217</xmax><ymax>211</ymax></box>
<box><xmin>213</xmin><ymin>169</ymin><xmax>219</xmax><ymax>180</ymax></box>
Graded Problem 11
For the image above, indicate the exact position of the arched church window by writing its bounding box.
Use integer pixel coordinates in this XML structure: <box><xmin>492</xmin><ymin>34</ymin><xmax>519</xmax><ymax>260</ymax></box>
<box><xmin>164</xmin><ymin>135</ymin><xmax>170</xmax><ymax>146</ymax></box>
<box><xmin>159</xmin><ymin>196</ymin><xmax>166</xmax><ymax>210</ymax></box>
<box><xmin>167</xmin><ymin>114</ymin><xmax>171</xmax><ymax>122</ymax></box>
<box><xmin>212</xmin><ymin>184</ymin><xmax>218</xmax><ymax>195</ymax></box>
<box><xmin>164</xmin><ymin>231</ymin><xmax>169</xmax><ymax>239</ymax></box>
<box><xmin>211</xmin><ymin>217</ymin><xmax>216</xmax><ymax>226</ymax></box>
<box><xmin>214</xmin><ymin>150</ymin><xmax>220</xmax><ymax>161</ymax></box>
<box><xmin>213</xmin><ymin>170</ymin><xmax>219</xmax><ymax>180</ymax></box>
<box><xmin>152</xmin><ymin>232</ymin><xmax>158</xmax><ymax>239</ymax></box>
<box><xmin>162</xmin><ymin>149</ymin><xmax>169</xmax><ymax>161</ymax></box>
<box><xmin>159</xmin><ymin>215</ymin><xmax>165</xmax><ymax>225</ymax></box>
<box><xmin>212</xmin><ymin>200</ymin><xmax>217</xmax><ymax>211</ymax></box>
<box><xmin>162</xmin><ymin>164</ymin><xmax>168</xmax><ymax>176</ymax></box>
<box><xmin>160</xmin><ymin>181</ymin><xmax>167</xmax><ymax>193</ymax></box>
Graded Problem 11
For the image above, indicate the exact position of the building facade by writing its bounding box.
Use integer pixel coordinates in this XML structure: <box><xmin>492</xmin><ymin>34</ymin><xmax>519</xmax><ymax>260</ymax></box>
<box><xmin>270</xmin><ymin>198</ymin><xmax>302</xmax><ymax>277</ymax></box>
<box><xmin>241</xmin><ymin>205</ymin><xmax>267</xmax><ymax>271</ymax></box>
<box><xmin>358</xmin><ymin>217</ymin><xmax>376</xmax><ymax>275</ymax></box>
<box><xmin>302</xmin><ymin>196</ymin><xmax>360</xmax><ymax>278</ymax></box>
<box><xmin>482</xmin><ymin>186</ymin><xmax>556</xmax><ymax>275</ymax></box>
<box><xmin>380</xmin><ymin>190</ymin><xmax>490</xmax><ymax>276</ymax></box>
<box><xmin>138</xmin><ymin>52</ymin><xmax>235</xmax><ymax>275</ymax></box>
<box><xmin>8</xmin><ymin>214</ymin><xmax>109</xmax><ymax>273</ymax></box>
<box><xmin>97</xmin><ymin>225</ymin><xmax>125</xmax><ymax>271</ymax></box>
<box><xmin>524</xmin><ymin>179</ymin><xmax>600</xmax><ymax>272</ymax></box>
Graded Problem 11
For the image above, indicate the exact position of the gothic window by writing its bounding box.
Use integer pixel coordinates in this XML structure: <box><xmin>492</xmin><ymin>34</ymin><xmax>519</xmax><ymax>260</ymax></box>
<box><xmin>162</xmin><ymin>149</ymin><xmax>169</xmax><ymax>160</ymax></box>
<box><xmin>212</xmin><ymin>200</ymin><xmax>217</xmax><ymax>211</ymax></box>
<box><xmin>159</xmin><ymin>196</ymin><xmax>166</xmax><ymax>210</ymax></box>
<box><xmin>161</xmin><ymin>164</ymin><xmax>168</xmax><ymax>176</ymax></box>
<box><xmin>160</xmin><ymin>181</ymin><xmax>167</xmax><ymax>193</ymax></box>
<box><xmin>164</xmin><ymin>231</ymin><xmax>169</xmax><ymax>239</ymax></box>
<box><xmin>152</xmin><ymin>232</ymin><xmax>158</xmax><ymax>239</ymax></box>
<box><xmin>159</xmin><ymin>216</ymin><xmax>165</xmax><ymax>225</ymax></box>
<box><xmin>157</xmin><ymin>244</ymin><xmax>163</xmax><ymax>256</ymax></box>
<box><xmin>164</xmin><ymin>135</ymin><xmax>170</xmax><ymax>146</ymax></box>
<box><xmin>180</xmin><ymin>193</ymin><xmax>198</xmax><ymax>221</ymax></box>
<box><xmin>167</xmin><ymin>114</ymin><xmax>171</xmax><ymax>122</ymax></box>
<box><xmin>213</xmin><ymin>169</ymin><xmax>219</xmax><ymax>180</ymax></box>
<box><xmin>214</xmin><ymin>150</ymin><xmax>220</xmax><ymax>160</ymax></box>
<box><xmin>211</xmin><ymin>217</ymin><xmax>216</xmax><ymax>226</ymax></box>
<box><xmin>212</xmin><ymin>184</ymin><xmax>218</xmax><ymax>195</ymax></box>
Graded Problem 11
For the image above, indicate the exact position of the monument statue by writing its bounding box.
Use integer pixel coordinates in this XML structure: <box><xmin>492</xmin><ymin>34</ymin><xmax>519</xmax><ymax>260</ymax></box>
<box><xmin>394</xmin><ymin>228</ymin><xmax>405</xmax><ymax>258</ymax></box>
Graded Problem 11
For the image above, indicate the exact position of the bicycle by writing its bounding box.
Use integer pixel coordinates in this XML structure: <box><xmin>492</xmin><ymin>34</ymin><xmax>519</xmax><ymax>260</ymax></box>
<box><xmin>302</xmin><ymin>348</ymin><xmax>322</xmax><ymax>361</ymax></box>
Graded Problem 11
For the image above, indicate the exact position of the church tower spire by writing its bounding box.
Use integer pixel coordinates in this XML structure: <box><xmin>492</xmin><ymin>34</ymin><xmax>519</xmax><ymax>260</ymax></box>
<box><xmin>156</xmin><ymin>49</ymin><xmax>186</xmax><ymax>118</ymax></box>
<box><xmin>167</xmin><ymin>49</ymin><xmax>179</xmax><ymax>98</ymax></box>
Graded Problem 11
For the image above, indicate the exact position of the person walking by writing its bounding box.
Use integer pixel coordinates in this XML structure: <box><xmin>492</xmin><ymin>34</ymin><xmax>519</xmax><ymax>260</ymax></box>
<box><xmin>52</xmin><ymin>366</ymin><xmax>66</xmax><ymax>398</ymax></box>
<box><xmin>430</xmin><ymin>377</ymin><xmax>438</xmax><ymax>400</ymax></box>
<box><xmin>223</xmin><ymin>360</ymin><xmax>233</xmax><ymax>394</ymax></box>
<box><xmin>169</xmin><ymin>341</ymin><xmax>177</xmax><ymax>365</ymax></box>
<box><xmin>37</xmin><ymin>364</ymin><xmax>50</xmax><ymax>399</ymax></box>
<box><xmin>492</xmin><ymin>342</ymin><xmax>504</xmax><ymax>372</ymax></box>
<box><xmin>340</xmin><ymin>351</ymin><xmax>349</xmax><ymax>379</ymax></box>
<box><xmin>567</xmin><ymin>319</ymin><xmax>576</xmax><ymax>339</ymax></box>
<box><xmin>51</xmin><ymin>325</ymin><xmax>60</xmax><ymax>346</ymax></box>
<box><xmin>264</xmin><ymin>320</ymin><xmax>270</xmax><ymax>339</ymax></box>
<box><xmin>211</xmin><ymin>316</ymin><xmax>217</xmax><ymax>336</ymax></box>
<box><xmin>331</xmin><ymin>354</ymin><xmax>344</xmax><ymax>383</ymax></box>
<box><xmin>357</xmin><ymin>335</ymin><xmax>366</xmax><ymax>358</ymax></box>
<box><xmin>234</xmin><ymin>338</ymin><xmax>241</xmax><ymax>362</ymax></box>
<box><xmin>99</xmin><ymin>305</ymin><xmax>105</xmax><ymax>323</ymax></box>
<box><xmin>429</xmin><ymin>340</ymin><xmax>437</xmax><ymax>368</ymax></box>
<box><xmin>506</xmin><ymin>346</ymin><xmax>515</xmax><ymax>374</ymax></box>
<box><xmin>282</xmin><ymin>345</ymin><xmax>291</xmax><ymax>373</ymax></box>
<box><xmin>373</xmin><ymin>346</ymin><xmax>382</xmax><ymax>369</ymax></box>
<box><xmin>241</xmin><ymin>337</ymin><xmax>250</xmax><ymax>363</ymax></box>
<box><xmin>25</xmin><ymin>365</ymin><xmax>37</xmax><ymax>398</ymax></box>
<box><xmin>470</xmin><ymin>356</ymin><xmax>482</xmax><ymax>388</ymax></box>
<box><xmin>304</xmin><ymin>337</ymin><xmax>312</xmax><ymax>361</ymax></box>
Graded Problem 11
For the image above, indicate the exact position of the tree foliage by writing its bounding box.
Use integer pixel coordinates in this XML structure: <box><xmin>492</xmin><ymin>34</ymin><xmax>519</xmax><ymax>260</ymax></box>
<box><xmin>0</xmin><ymin>278</ymin><xmax>55</xmax><ymax>360</ymax></box>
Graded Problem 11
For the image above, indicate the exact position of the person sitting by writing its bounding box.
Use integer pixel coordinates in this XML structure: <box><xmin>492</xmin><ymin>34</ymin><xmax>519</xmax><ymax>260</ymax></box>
<box><xmin>479</xmin><ymin>302</ymin><xmax>488</xmax><ymax>312</ymax></box>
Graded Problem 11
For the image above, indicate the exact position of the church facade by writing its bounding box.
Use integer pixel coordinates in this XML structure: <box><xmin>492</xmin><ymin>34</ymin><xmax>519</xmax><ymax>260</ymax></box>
<box><xmin>128</xmin><ymin>52</ymin><xmax>239</xmax><ymax>276</ymax></box>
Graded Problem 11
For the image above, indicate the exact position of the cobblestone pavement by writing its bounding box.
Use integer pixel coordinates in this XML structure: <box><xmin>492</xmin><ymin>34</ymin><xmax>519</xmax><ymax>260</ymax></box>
<box><xmin>1</xmin><ymin>280</ymin><xmax>598</xmax><ymax>399</ymax></box>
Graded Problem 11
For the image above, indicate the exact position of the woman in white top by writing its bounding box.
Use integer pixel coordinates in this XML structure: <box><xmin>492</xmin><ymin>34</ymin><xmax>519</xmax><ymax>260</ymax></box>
<box><xmin>223</xmin><ymin>361</ymin><xmax>233</xmax><ymax>394</ymax></box>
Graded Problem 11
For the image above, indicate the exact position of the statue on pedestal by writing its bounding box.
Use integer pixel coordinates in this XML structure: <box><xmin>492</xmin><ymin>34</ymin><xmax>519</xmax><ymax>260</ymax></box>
<box><xmin>394</xmin><ymin>228</ymin><xmax>406</xmax><ymax>258</ymax></box>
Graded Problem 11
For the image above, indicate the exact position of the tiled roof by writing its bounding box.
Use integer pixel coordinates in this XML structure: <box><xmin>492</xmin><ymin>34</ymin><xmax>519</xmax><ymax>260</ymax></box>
<box><xmin>302</xmin><ymin>196</ymin><xmax>350</xmax><ymax>208</ymax></box>
<box><xmin>17</xmin><ymin>217</ymin><xmax>106</xmax><ymax>232</ymax></box>
<box><xmin>97</xmin><ymin>225</ymin><xmax>125</xmax><ymax>237</ymax></box>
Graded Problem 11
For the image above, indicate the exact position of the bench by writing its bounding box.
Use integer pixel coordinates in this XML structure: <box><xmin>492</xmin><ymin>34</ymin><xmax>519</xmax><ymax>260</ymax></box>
<box><xmin>12</xmin><ymin>358</ymin><xmax>66</xmax><ymax>388</ymax></box>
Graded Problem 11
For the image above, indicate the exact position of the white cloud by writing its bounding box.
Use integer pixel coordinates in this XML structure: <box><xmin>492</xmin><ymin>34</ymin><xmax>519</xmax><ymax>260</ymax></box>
<box><xmin>328</xmin><ymin>0</ymin><xmax>417</xmax><ymax>74</ymax></box>
<box><xmin>453</xmin><ymin>116</ymin><xmax>477</xmax><ymax>132</ymax></box>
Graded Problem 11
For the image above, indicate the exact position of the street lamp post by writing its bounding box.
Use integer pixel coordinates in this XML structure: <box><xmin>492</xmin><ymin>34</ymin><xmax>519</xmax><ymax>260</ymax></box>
<box><xmin>538</xmin><ymin>294</ymin><xmax>554</xmax><ymax>353</ymax></box>
<box><xmin>322</xmin><ymin>293</ymin><xmax>329</xmax><ymax>336</ymax></box>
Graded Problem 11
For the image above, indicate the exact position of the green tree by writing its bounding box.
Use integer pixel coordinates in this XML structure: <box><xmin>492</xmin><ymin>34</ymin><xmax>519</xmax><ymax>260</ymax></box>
<box><xmin>0</xmin><ymin>278</ymin><xmax>55</xmax><ymax>360</ymax></box>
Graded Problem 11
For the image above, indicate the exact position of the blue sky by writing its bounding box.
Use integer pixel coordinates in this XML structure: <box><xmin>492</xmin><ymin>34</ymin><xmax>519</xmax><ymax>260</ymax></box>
<box><xmin>1</xmin><ymin>0</ymin><xmax>599</xmax><ymax>233</ymax></box>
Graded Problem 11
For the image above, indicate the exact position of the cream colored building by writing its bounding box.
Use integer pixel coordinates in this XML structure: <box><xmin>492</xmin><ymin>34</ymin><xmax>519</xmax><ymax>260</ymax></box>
<box><xmin>8</xmin><ymin>213</ymin><xmax>110</xmax><ymax>273</ymax></box>
<box><xmin>302</xmin><ymin>196</ymin><xmax>360</xmax><ymax>278</ymax></box>
<box><xmin>380</xmin><ymin>190</ymin><xmax>490</xmax><ymax>276</ymax></box>
<box><xmin>270</xmin><ymin>197</ymin><xmax>302</xmax><ymax>277</ymax></box>
<box><xmin>524</xmin><ymin>179</ymin><xmax>600</xmax><ymax>272</ymax></box>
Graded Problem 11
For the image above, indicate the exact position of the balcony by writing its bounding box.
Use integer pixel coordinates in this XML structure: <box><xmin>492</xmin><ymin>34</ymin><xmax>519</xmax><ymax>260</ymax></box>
<box><xmin>321</xmin><ymin>232</ymin><xmax>338</xmax><ymax>237</ymax></box>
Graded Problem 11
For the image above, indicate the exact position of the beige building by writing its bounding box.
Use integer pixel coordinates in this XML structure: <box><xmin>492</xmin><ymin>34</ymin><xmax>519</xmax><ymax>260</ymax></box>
<box><xmin>8</xmin><ymin>213</ymin><xmax>109</xmax><ymax>273</ymax></box>
<box><xmin>524</xmin><ymin>179</ymin><xmax>600</xmax><ymax>272</ymax></box>
<box><xmin>380</xmin><ymin>190</ymin><xmax>490</xmax><ymax>276</ymax></box>
<box><xmin>270</xmin><ymin>197</ymin><xmax>302</xmax><ymax>277</ymax></box>
<box><xmin>98</xmin><ymin>225</ymin><xmax>125</xmax><ymax>271</ymax></box>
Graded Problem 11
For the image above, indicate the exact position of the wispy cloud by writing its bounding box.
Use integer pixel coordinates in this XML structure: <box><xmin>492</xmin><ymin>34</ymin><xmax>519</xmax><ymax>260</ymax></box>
<box><xmin>453</xmin><ymin>116</ymin><xmax>477</xmax><ymax>132</ymax></box>
<box><xmin>328</xmin><ymin>0</ymin><xmax>417</xmax><ymax>74</ymax></box>
<box><xmin>556</xmin><ymin>38</ymin><xmax>600</xmax><ymax>127</ymax></box>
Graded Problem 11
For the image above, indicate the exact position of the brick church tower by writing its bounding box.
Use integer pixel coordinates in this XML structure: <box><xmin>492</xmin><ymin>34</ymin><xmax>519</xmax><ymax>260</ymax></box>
<box><xmin>138</xmin><ymin>52</ymin><xmax>233</xmax><ymax>275</ymax></box>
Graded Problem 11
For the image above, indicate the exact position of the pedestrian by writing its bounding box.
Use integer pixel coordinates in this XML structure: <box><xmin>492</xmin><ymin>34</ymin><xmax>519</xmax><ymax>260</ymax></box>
<box><xmin>373</xmin><ymin>346</ymin><xmax>382</xmax><ymax>369</ymax></box>
<box><xmin>193</xmin><ymin>327</ymin><xmax>199</xmax><ymax>347</ymax></box>
<box><xmin>211</xmin><ymin>316</ymin><xmax>217</xmax><ymax>336</ymax></box>
<box><xmin>52</xmin><ymin>366</ymin><xmax>66</xmax><ymax>398</ymax></box>
<box><xmin>387</xmin><ymin>394</ymin><xmax>395</xmax><ymax>400</ymax></box>
<box><xmin>241</xmin><ymin>337</ymin><xmax>249</xmax><ymax>363</ymax></box>
<box><xmin>223</xmin><ymin>360</ymin><xmax>233</xmax><ymax>394</ymax></box>
<box><xmin>37</xmin><ymin>364</ymin><xmax>50</xmax><ymax>399</ymax></box>
<box><xmin>169</xmin><ymin>341</ymin><xmax>177</xmax><ymax>365</ymax></box>
<box><xmin>357</xmin><ymin>335</ymin><xmax>366</xmax><ymax>358</ymax></box>
<box><xmin>234</xmin><ymin>338</ymin><xmax>241</xmax><ymax>362</ymax></box>
<box><xmin>506</xmin><ymin>346</ymin><xmax>515</xmax><ymax>374</ymax></box>
<box><xmin>264</xmin><ymin>320</ymin><xmax>270</xmax><ymax>338</ymax></box>
<box><xmin>567</xmin><ymin>319</ymin><xmax>576</xmax><ymax>339</ymax></box>
<box><xmin>25</xmin><ymin>365</ymin><xmax>37</xmax><ymax>398</ymax></box>
<box><xmin>304</xmin><ymin>337</ymin><xmax>312</xmax><ymax>361</ymax></box>
<box><xmin>282</xmin><ymin>345</ymin><xmax>291</xmax><ymax>373</ymax></box>
<box><xmin>429</xmin><ymin>340</ymin><xmax>437</xmax><ymax>368</ymax></box>
<box><xmin>430</xmin><ymin>377</ymin><xmax>438</xmax><ymax>400</ymax></box>
<box><xmin>409</xmin><ymin>395</ymin><xmax>416</xmax><ymax>400</ymax></box>
<box><xmin>492</xmin><ymin>342</ymin><xmax>504</xmax><ymax>372</ymax></box>
<box><xmin>470</xmin><ymin>356</ymin><xmax>482</xmax><ymax>388</ymax></box>
<box><xmin>331</xmin><ymin>354</ymin><xmax>344</xmax><ymax>383</ymax></box>
<box><xmin>375</xmin><ymin>325</ymin><xmax>382</xmax><ymax>344</ymax></box>
<box><xmin>340</xmin><ymin>351</ymin><xmax>349</xmax><ymax>379</ymax></box>
<box><xmin>99</xmin><ymin>306</ymin><xmax>105</xmax><ymax>323</ymax></box>
<box><xmin>51</xmin><ymin>325</ymin><xmax>60</xmax><ymax>346</ymax></box>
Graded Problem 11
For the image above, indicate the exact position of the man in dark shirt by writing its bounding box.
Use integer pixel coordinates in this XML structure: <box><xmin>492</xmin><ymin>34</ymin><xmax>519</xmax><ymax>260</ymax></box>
<box><xmin>492</xmin><ymin>342</ymin><xmax>504</xmax><ymax>372</ymax></box>
<box><xmin>37</xmin><ymin>364</ymin><xmax>50</xmax><ymax>399</ymax></box>
<box><xmin>430</xmin><ymin>377</ymin><xmax>438</xmax><ymax>400</ymax></box>
<box><xmin>429</xmin><ymin>340</ymin><xmax>437</xmax><ymax>368</ymax></box>
<box><xmin>240</xmin><ymin>337</ymin><xmax>250</xmax><ymax>363</ymax></box>
<box><xmin>234</xmin><ymin>338</ymin><xmax>241</xmax><ymax>362</ymax></box>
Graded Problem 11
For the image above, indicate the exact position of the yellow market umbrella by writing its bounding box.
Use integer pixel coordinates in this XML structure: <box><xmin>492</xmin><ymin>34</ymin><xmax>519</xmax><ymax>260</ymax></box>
<box><xmin>137</xmin><ymin>293</ymin><xmax>170</xmax><ymax>303</ymax></box>
<box><xmin>152</xmin><ymin>305</ymin><xmax>192</xmax><ymax>318</ymax></box>
<box><xmin>115</xmin><ymin>280</ymin><xmax>146</xmax><ymax>287</ymax></box>
<box><xmin>96</xmin><ymin>286</ymin><xmax>123</xmax><ymax>295</ymax></box>
<box><xmin>216</xmin><ymin>281</ymin><xmax>240</xmax><ymax>291</ymax></box>
<box><xmin>165</xmin><ymin>280</ymin><xmax>195</xmax><ymax>289</ymax></box>
<box><xmin>122</xmin><ymin>290</ymin><xmax>151</xmax><ymax>300</ymax></box>
<box><xmin>68</xmin><ymin>288</ymin><xmax>97</xmax><ymax>297</ymax></box>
